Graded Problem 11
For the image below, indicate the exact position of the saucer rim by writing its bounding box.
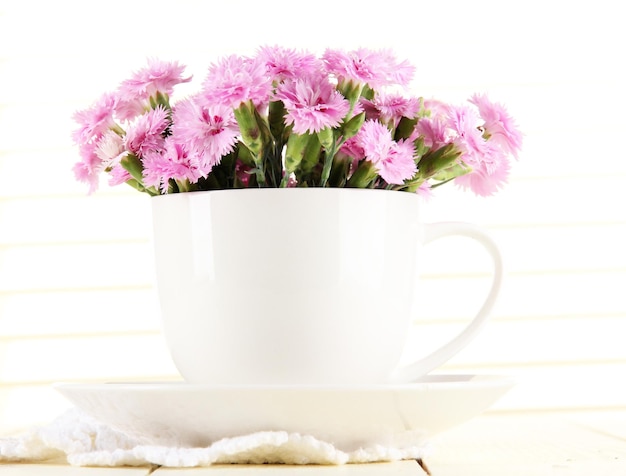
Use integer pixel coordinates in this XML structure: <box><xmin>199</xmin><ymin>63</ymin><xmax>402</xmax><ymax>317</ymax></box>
<box><xmin>52</xmin><ymin>373</ymin><xmax>515</xmax><ymax>447</ymax></box>
<box><xmin>53</xmin><ymin>374</ymin><xmax>515</xmax><ymax>392</ymax></box>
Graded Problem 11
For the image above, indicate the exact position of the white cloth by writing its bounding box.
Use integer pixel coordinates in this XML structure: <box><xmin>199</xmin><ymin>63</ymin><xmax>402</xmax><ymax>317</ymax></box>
<box><xmin>0</xmin><ymin>409</ymin><xmax>430</xmax><ymax>467</ymax></box>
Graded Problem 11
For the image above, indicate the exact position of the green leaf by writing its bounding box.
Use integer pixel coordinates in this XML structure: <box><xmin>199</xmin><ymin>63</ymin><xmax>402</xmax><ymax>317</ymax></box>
<box><xmin>282</xmin><ymin>133</ymin><xmax>321</xmax><ymax>186</ymax></box>
<box><xmin>299</xmin><ymin>135</ymin><xmax>322</xmax><ymax>175</ymax></box>
<box><xmin>284</xmin><ymin>133</ymin><xmax>310</xmax><ymax>173</ymax></box>
<box><xmin>361</xmin><ymin>84</ymin><xmax>375</xmax><ymax>100</ymax></box>
<box><xmin>341</xmin><ymin>112</ymin><xmax>365</xmax><ymax>140</ymax></box>
<box><xmin>317</xmin><ymin>127</ymin><xmax>334</xmax><ymax>150</ymax></box>
<box><xmin>268</xmin><ymin>100</ymin><xmax>286</xmax><ymax>141</ymax></box>
<box><xmin>347</xmin><ymin>160</ymin><xmax>378</xmax><ymax>188</ymax></box>
<box><xmin>432</xmin><ymin>162</ymin><xmax>472</xmax><ymax>182</ymax></box>
<box><xmin>394</xmin><ymin>116</ymin><xmax>417</xmax><ymax>141</ymax></box>
<box><xmin>120</xmin><ymin>153</ymin><xmax>144</xmax><ymax>184</ymax></box>
<box><xmin>417</xmin><ymin>144</ymin><xmax>462</xmax><ymax>179</ymax></box>
<box><xmin>328</xmin><ymin>154</ymin><xmax>350</xmax><ymax>187</ymax></box>
<box><xmin>234</xmin><ymin>102</ymin><xmax>262</xmax><ymax>156</ymax></box>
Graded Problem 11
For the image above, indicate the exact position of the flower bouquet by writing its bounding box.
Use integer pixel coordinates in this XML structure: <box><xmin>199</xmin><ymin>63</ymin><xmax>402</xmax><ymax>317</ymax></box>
<box><xmin>70</xmin><ymin>46</ymin><xmax>522</xmax><ymax>387</ymax></box>
<box><xmin>72</xmin><ymin>46</ymin><xmax>522</xmax><ymax>197</ymax></box>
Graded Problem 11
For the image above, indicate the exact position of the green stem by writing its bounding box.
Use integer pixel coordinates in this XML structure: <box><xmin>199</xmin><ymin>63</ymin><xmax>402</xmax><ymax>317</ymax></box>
<box><xmin>347</xmin><ymin>160</ymin><xmax>378</xmax><ymax>188</ymax></box>
<box><xmin>234</xmin><ymin>101</ymin><xmax>268</xmax><ymax>186</ymax></box>
<box><xmin>319</xmin><ymin>142</ymin><xmax>337</xmax><ymax>187</ymax></box>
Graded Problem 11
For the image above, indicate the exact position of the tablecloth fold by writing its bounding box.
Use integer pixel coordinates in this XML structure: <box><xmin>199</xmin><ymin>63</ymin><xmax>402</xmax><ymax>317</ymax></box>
<box><xmin>0</xmin><ymin>409</ymin><xmax>430</xmax><ymax>467</ymax></box>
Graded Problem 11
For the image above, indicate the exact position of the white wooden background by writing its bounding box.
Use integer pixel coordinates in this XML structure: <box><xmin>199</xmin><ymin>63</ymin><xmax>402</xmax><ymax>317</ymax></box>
<box><xmin>1</xmin><ymin>0</ymin><xmax>625</xmax><ymax>434</ymax></box>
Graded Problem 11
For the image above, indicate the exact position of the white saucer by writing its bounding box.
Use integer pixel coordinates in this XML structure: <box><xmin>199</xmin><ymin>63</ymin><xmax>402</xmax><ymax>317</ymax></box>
<box><xmin>54</xmin><ymin>375</ymin><xmax>513</xmax><ymax>450</ymax></box>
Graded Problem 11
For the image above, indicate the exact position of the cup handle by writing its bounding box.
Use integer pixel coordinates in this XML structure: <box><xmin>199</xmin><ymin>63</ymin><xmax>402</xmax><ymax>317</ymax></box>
<box><xmin>389</xmin><ymin>222</ymin><xmax>504</xmax><ymax>384</ymax></box>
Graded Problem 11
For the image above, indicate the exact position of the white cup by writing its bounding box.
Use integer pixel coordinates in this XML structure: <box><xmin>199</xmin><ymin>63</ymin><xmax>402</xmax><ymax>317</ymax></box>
<box><xmin>151</xmin><ymin>188</ymin><xmax>502</xmax><ymax>385</ymax></box>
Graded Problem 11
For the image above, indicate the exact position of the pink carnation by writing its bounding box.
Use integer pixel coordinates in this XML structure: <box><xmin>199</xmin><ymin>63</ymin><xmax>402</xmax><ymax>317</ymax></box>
<box><xmin>416</xmin><ymin>181</ymin><xmax>433</xmax><ymax>199</ymax></box>
<box><xmin>72</xmin><ymin>92</ymin><xmax>118</xmax><ymax>145</ymax></box>
<box><xmin>172</xmin><ymin>97</ymin><xmax>239</xmax><ymax>166</ymax></box>
<box><xmin>377</xmin><ymin>139</ymin><xmax>417</xmax><ymax>185</ymax></box>
<box><xmin>108</xmin><ymin>163</ymin><xmax>132</xmax><ymax>187</ymax></box>
<box><xmin>274</xmin><ymin>74</ymin><xmax>350</xmax><ymax>134</ymax></box>
<box><xmin>123</xmin><ymin>106</ymin><xmax>170</xmax><ymax>156</ymax></box>
<box><xmin>142</xmin><ymin>140</ymin><xmax>207</xmax><ymax>192</ymax></box>
<box><xmin>235</xmin><ymin>159</ymin><xmax>254</xmax><ymax>187</ymax></box>
<box><xmin>339</xmin><ymin>136</ymin><xmax>365</xmax><ymax>161</ymax></box>
<box><xmin>322</xmin><ymin>48</ymin><xmax>415</xmax><ymax>89</ymax></box>
<box><xmin>356</xmin><ymin>120</ymin><xmax>417</xmax><ymax>184</ymax></box>
<box><xmin>113</xmin><ymin>97</ymin><xmax>147</xmax><ymax>122</ymax></box>
<box><xmin>470</xmin><ymin>93</ymin><xmax>523</xmax><ymax>159</ymax></box>
<box><xmin>202</xmin><ymin>55</ymin><xmax>272</xmax><ymax>109</ymax></box>
<box><xmin>454</xmin><ymin>146</ymin><xmax>511</xmax><ymax>196</ymax></box>
<box><xmin>446</xmin><ymin>105</ymin><xmax>490</xmax><ymax>158</ymax></box>
<box><xmin>446</xmin><ymin>105</ymin><xmax>511</xmax><ymax>196</ymax></box>
<box><xmin>72</xmin><ymin>141</ymin><xmax>103</xmax><ymax>193</ymax></box>
<box><xmin>95</xmin><ymin>130</ymin><xmax>125</xmax><ymax>168</ymax></box>
<box><xmin>115</xmin><ymin>59</ymin><xmax>191</xmax><ymax>121</ymax></box>
<box><xmin>120</xmin><ymin>58</ymin><xmax>191</xmax><ymax>96</ymax></box>
<box><xmin>413</xmin><ymin>116</ymin><xmax>449</xmax><ymax>149</ymax></box>
<box><xmin>257</xmin><ymin>45</ymin><xmax>322</xmax><ymax>83</ymax></box>
<box><xmin>361</xmin><ymin>92</ymin><xmax>421</xmax><ymax>127</ymax></box>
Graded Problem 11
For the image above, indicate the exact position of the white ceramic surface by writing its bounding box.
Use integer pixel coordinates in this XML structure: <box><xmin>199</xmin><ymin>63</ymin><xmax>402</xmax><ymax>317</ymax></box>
<box><xmin>151</xmin><ymin>188</ymin><xmax>503</xmax><ymax>385</ymax></box>
<box><xmin>55</xmin><ymin>375</ymin><xmax>514</xmax><ymax>450</ymax></box>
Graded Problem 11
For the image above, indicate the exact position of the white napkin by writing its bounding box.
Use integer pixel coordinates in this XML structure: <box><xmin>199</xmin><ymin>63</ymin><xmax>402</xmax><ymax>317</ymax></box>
<box><xmin>0</xmin><ymin>409</ymin><xmax>430</xmax><ymax>467</ymax></box>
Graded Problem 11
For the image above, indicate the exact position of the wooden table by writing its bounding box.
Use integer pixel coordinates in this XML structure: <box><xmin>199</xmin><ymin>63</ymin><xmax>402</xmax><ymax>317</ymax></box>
<box><xmin>3</xmin><ymin>410</ymin><xmax>625</xmax><ymax>475</ymax></box>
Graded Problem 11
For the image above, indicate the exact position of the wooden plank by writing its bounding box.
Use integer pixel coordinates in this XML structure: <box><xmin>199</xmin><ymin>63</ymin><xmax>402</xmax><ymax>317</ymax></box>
<box><xmin>402</xmin><ymin>316</ymin><xmax>626</xmax><ymax>366</ymax></box>
<box><xmin>422</xmin><ymin>461</ymin><xmax>626</xmax><ymax>476</ymax></box>
<box><xmin>414</xmin><ymin>271</ymin><xmax>626</xmax><ymax>321</ymax></box>
<box><xmin>0</xmin><ymin>242</ymin><xmax>154</xmax><ymax>292</ymax></box>
<box><xmin>0</xmin><ymin>288</ymin><xmax>160</xmax><ymax>337</ymax></box>
<box><xmin>2</xmin><ymin>306</ymin><xmax>624</xmax><ymax>386</ymax></box>
<box><xmin>0</xmin><ymin>460</ymin><xmax>154</xmax><ymax>475</ymax></box>
<box><xmin>153</xmin><ymin>461</ymin><xmax>424</xmax><ymax>475</ymax></box>
<box><xmin>418</xmin><ymin>222</ymin><xmax>626</xmax><ymax>276</ymax></box>
<box><xmin>0</xmin><ymin>195</ymin><xmax>151</xmax><ymax>245</ymax></box>
<box><xmin>0</xmin><ymin>461</ymin><xmax>424</xmax><ymax>475</ymax></box>
<box><xmin>0</xmin><ymin>334</ymin><xmax>178</xmax><ymax>384</ymax></box>
<box><xmin>442</xmin><ymin>362</ymin><xmax>626</xmax><ymax>412</ymax></box>
<box><xmin>420</xmin><ymin>175</ymin><xmax>626</xmax><ymax>227</ymax></box>
<box><xmin>426</xmin><ymin>411</ymin><xmax>626</xmax><ymax>476</ymax></box>
<box><xmin>3</xmin><ymin>174</ymin><xmax>625</xmax><ymax>239</ymax></box>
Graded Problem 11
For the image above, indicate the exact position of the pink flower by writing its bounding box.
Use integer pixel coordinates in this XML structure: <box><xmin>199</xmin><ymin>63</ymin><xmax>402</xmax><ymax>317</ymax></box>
<box><xmin>115</xmin><ymin>59</ymin><xmax>191</xmax><ymax>121</ymax></box>
<box><xmin>339</xmin><ymin>136</ymin><xmax>365</xmax><ymax>161</ymax></box>
<box><xmin>454</xmin><ymin>146</ymin><xmax>511</xmax><ymax>196</ymax></box>
<box><xmin>171</xmin><ymin>96</ymin><xmax>239</xmax><ymax>166</ymax></box>
<box><xmin>257</xmin><ymin>45</ymin><xmax>322</xmax><ymax>83</ymax></box>
<box><xmin>361</xmin><ymin>92</ymin><xmax>421</xmax><ymax>127</ymax></box>
<box><xmin>235</xmin><ymin>159</ymin><xmax>253</xmax><ymax>187</ymax></box>
<box><xmin>108</xmin><ymin>163</ymin><xmax>132</xmax><ymax>187</ymax></box>
<box><xmin>95</xmin><ymin>130</ymin><xmax>125</xmax><ymax>168</ymax></box>
<box><xmin>322</xmin><ymin>48</ymin><xmax>415</xmax><ymax>89</ymax></box>
<box><xmin>114</xmin><ymin>97</ymin><xmax>147</xmax><ymax>122</ymax></box>
<box><xmin>123</xmin><ymin>106</ymin><xmax>170</xmax><ymax>156</ymax></box>
<box><xmin>446</xmin><ymin>105</ymin><xmax>511</xmax><ymax>196</ymax></box>
<box><xmin>470</xmin><ymin>93</ymin><xmax>523</xmax><ymax>159</ymax></box>
<box><xmin>202</xmin><ymin>54</ymin><xmax>272</xmax><ymax>109</ymax></box>
<box><xmin>72</xmin><ymin>92</ymin><xmax>118</xmax><ymax>145</ymax></box>
<box><xmin>120</xmin><ymin>58</ymin><xmax>191</xmax><ymax>96</ymax></box>
<box><xmin>142</xmin><ymin>140</ymin><xmax>206</xmax><ymax>192</ymax></box>
<box><xmin>71</xmin><ymin>48</ymin><xmax>522</xmax><ymax>197</ymax></box>
<box><xmin>356</xmin><ymin>120</ymin><xmax>417</xmax><ymax>184</ymax></box>
<box><xmin>413</xmin><ymin>116</ymin><xmax>449</xmax><ymax>149</ymax></box>
<box><xmin>416</xmin><ymin>181</ymin><xmax>433</xmax><ymax>199</ymax></box>
<box><xmin>72</xmin><ymin>141</ymin><xmax>103</xmax><ymax>193</ymax></box>
<box><xmin>377</xmin><ymin>139</ymin><xmax>417</xmax><ymax>185</ymax></box>
<box><xmin>423</xmin><ymin>98</ymin><xmax>448</xmax><ymax>116</ymax></box>
<box><xmin>274</xmin><ymin>74</ymin><xmax>350</xmax><ymax>134</ymax></box>
<box><xmin>446</xmin><ymin>105</ymin><xmax>490</xmax><ymax>158</ymax></box>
